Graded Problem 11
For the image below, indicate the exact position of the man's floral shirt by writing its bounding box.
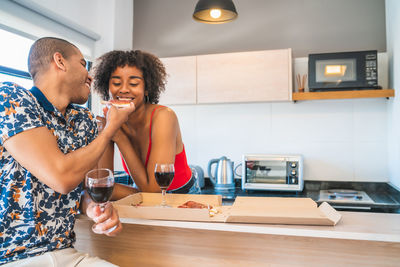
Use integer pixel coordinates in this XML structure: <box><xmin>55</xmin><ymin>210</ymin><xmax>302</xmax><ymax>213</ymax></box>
<box><xmin>0</xmin><ymin>82</ymin><xmax>97</xmax><ymax>264</ymax></box>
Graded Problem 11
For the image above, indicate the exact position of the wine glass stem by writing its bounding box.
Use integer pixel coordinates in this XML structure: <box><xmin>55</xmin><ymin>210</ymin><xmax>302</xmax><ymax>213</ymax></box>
<box><xmin>161</xmin><ymin>189</ymin><xmax>167</xmax><ymax>206</ymax></box>
<box><xmin>99</xmin><ymin>202</ymin><xmax>107</xmax><ymax>212</ymax></box>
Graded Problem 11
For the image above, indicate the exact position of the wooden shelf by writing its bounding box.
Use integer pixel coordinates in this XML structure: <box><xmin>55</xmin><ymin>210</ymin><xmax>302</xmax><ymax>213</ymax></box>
<box><xmin>292</xmin><ymin>89</ymin><xmax>395</xmax><ymax>101</ymax></box>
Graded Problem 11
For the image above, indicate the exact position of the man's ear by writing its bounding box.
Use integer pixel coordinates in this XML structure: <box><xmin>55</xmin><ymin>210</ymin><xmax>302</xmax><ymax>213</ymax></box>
<box><xmin>53</xmin><ymin>52</ymin><xmax>67</xmax><ymax>71</ymax></box>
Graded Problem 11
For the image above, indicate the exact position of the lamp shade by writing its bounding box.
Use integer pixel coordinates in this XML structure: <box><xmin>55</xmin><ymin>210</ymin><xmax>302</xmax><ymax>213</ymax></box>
<box><xmin>193</xmin><ymin>0</ymin><xmax>238</xmax><ymax>24</ymax></box>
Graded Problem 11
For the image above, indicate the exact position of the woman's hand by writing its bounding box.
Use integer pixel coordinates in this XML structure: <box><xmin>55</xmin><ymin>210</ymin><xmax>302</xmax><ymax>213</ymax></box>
<box><xmin>86</xmin><ymin>201</ymin><xmax>123</xmax><ymax>236</ymax></box>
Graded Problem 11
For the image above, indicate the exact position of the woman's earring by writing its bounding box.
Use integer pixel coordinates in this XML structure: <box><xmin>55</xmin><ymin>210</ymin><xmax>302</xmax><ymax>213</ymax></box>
<box><xmin>145</xmin><ymin>94</ymin><xmax>150</xmax><ymax>103</ymax></box>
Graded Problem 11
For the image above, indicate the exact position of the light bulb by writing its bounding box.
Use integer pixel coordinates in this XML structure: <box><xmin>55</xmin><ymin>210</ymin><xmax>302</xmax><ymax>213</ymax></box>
<box><xmin>210</xmin><ymin>9</ymin><xmax>221</xmax><ymax>19</ymax></box>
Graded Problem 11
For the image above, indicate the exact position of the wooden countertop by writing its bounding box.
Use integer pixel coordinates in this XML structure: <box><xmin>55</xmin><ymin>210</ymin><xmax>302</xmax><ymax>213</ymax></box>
<box><xmin>74</xmin><ymin>211</ymin><xmax>400</xmax><ymax>266</ymax></box>
<box><xmin>116</xmin><ymin>211</ymin><xmax>400</xmax><ymax>242</ymax></box>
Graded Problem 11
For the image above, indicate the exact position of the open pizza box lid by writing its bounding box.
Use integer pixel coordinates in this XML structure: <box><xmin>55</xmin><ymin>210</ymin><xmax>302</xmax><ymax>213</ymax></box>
<box><xmin>225</xmin><ymin>197</ymin><xmax>341</xmax><ymax>226</ymax></box>
<box><xmin>114</xmin><ymin>193</ymin><xmax>227</xmax><ymax>222</ymax></box>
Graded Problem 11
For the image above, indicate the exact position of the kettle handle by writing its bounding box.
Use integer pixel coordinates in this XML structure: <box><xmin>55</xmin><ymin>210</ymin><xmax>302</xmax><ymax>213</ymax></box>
<box><xmin>234</xmin><ymin>163</ymin><xmax>242</xmax><ymax>177</ymax></box>
<box><xmin>207</xmin><ymin>158</ymin><xmax>219</xmax><ymax>185</ymax></box>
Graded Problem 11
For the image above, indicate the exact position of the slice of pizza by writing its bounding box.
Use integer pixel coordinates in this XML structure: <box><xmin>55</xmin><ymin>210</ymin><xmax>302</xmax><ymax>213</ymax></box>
<box><xmin>101</xmin><ymin>99</ymin><xmax>132</xmax><ymax>108</ymax></box>
<box><xmin>177</xmin><ymin>201</ymin><xmax>220</xmax><ymax>217</ymax></box>
<box><xmin>177</xmin><ymin>201</ymin><xmax>212</xmax><ymax>209</ymax></box>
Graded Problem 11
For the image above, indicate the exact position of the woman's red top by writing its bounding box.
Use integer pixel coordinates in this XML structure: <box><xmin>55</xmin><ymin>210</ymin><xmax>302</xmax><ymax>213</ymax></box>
<box><xmin>121</xmin><ymin>106</ymin><xmax>191</xmax><ymax>190</ymax></box>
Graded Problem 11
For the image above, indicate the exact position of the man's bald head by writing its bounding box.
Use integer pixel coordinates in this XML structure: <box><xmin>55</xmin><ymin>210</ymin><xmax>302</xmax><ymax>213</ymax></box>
<box><xmin>28</xmin><ymin>37</ymin><xmax>78</xmax><ymax>81</ymax></box>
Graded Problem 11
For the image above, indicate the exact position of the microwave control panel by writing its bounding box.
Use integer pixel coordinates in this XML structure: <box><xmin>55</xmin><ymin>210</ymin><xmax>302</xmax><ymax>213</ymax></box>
<box><xmin>286</xmin><ymin>161</ymin><xmax>299</xmax><ymax>184</ymax></box>
<box><xmin>365</xmin><ymin>52</ymin><xmax>378</xmax><ymax>86</ymax></box>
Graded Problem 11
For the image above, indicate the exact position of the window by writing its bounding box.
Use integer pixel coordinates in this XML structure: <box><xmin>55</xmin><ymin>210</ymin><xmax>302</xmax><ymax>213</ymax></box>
<box><xmin>0</xmin><ymin>28</ymin><xmax>34</xmax><ymax>88</ymax></box>
<box><xmin>0</xmin><ymin>28</ymin><xmax>91</xmax><ymax>109</ymax></box>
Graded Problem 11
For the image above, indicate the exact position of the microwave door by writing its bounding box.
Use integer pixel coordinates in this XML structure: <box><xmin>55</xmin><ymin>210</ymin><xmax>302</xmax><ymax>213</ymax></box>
<box><xmin>316</xmin><ymin>59</ymin><xmax>357</xmax><ymax>88</ymax></box>
<box><xmin>308</xmin><ymin>50</ymin><xmax>378</xmax><ymax>90</ymax></box>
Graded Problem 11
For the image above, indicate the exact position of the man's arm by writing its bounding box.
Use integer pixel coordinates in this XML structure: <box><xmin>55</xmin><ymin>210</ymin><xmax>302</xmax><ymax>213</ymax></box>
<box><xmin>4</xmin><ymin>104</ymin><xmax>135</xmax><ymax>194</ymax></box>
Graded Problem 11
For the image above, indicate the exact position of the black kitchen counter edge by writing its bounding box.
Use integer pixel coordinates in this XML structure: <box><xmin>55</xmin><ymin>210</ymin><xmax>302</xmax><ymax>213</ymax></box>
<box><xmin>199</xmin><ymin>179</ymin><xmax>400</xmax><ymax>214</ymax></box>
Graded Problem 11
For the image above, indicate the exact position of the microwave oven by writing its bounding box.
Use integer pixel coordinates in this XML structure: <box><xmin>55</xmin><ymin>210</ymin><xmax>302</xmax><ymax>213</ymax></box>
<box><xmin>241</xmin><ymin>154</ymin><xmax>303</xmax><ymax>192</ymax></box>
<box><xmin>308</xmin><ymin>50</ymin><xmax>380</xmax><ymax>91</ymax></box>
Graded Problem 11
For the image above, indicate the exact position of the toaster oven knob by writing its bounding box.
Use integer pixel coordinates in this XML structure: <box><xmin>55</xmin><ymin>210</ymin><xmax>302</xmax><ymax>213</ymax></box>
<box><xmin>291</xmin><ymin>170</ymin><xmax>296</xmax><ymax>176</ymax></box>
<box><xmin>291</xmin><ymin>162</ymin><xmax>297</xmax><ymax>168</ymax></box>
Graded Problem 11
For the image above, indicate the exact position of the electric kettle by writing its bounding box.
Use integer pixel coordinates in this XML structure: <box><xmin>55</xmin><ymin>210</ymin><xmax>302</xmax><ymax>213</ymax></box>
<box><xmin>207</xmin><ymin>156</ymin><xmax>235</xmax><ymax>190</ymax></box>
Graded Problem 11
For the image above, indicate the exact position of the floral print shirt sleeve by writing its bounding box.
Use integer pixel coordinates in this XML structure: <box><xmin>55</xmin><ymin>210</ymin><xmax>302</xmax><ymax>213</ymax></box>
<box><xmin>0</xmin><ymin>82</ymin><xmax>98</xmax><ymax>264</ymax></box>
<box><xmin>0</xmin><ymin>82</ymin><xmax>45</xmax><ymax>144</ymax></box>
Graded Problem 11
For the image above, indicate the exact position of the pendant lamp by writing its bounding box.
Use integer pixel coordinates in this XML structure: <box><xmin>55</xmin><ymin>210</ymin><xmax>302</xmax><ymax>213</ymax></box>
<box><xmin>193</xmin><ymin>0</ymin><xmax>238</xmax><ymax>24</ymax></box>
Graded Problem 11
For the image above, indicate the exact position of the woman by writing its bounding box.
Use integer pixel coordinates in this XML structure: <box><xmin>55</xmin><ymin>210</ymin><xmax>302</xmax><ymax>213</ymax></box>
<box><xmin>92</xmin><ymin>50</ymin><xmax>199</xmax><ymax>195</ymax></box>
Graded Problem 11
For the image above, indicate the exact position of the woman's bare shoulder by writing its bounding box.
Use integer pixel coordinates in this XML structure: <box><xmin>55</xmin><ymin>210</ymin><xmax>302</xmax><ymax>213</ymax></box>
<box><xmin>153</xmin><ymin>105</ymin><xmax>178</xmax><ymax>121</ymax></box>
<box><xmin>151</xmin><ymin>106</ymin><xmax>179</xmax><ymax>132</ymax></box>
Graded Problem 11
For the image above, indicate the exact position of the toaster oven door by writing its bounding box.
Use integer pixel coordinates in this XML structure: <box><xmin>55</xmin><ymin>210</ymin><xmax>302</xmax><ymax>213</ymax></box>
<box><xmin>242</xmin><ymin>155</ymin><xmax>303</xmax><ymax>191</ymax></box>
<box><xmin>245</xmin><ymin>160</ymin><xmax>288</xmax><ymax>184</ymax></box>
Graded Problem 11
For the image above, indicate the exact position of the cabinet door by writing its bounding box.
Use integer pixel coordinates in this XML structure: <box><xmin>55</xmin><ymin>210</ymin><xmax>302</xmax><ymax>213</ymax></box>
<box><xmin>197</xmin><ymin>49</ymin><xmax>292</xmax><ymax>103</ymax></box>
<box><xmin>159</xmin><ymin>56</ymin><xmax>197</xmax><ymax>105</ymax></box>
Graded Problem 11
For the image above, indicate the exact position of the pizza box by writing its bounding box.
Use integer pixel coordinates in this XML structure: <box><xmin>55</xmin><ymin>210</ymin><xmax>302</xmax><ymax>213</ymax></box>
<box><xmin>225</xmin><ymin>197</ymin><xmax>341</xmax><ymax>226</ymax></box>
<box><xmin>114</xmin><ymin>193</ymin><xmax>341</xmax><ymax>226</ymax></box>
<box><xmin>114</xmin><ymin>193</ymin><xmax>228</xmax><ymax>222</ymax></box>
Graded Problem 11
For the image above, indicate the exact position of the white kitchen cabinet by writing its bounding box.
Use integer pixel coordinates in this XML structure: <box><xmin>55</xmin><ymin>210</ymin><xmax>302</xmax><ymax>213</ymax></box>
<box><xmin>159</xmin><ymin>56</ymin><xmax>197</xmax><ymax>105</ymax></box>
<box><xmin>197</xmin><ymin>49</ymin><xmax>292</xmax><ymax>103</ymax></box>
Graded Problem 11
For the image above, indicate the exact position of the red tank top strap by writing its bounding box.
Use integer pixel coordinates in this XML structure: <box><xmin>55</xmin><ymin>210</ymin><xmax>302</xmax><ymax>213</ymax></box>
<box><xmin>144</xmin><ymin>105</ymin><xmax>165</xmax><ymax>167</ymax></box>
<box><xmin>121</xmin><ymin>152</ymin><xmax>130</xmax><ymax>175</ymax></box>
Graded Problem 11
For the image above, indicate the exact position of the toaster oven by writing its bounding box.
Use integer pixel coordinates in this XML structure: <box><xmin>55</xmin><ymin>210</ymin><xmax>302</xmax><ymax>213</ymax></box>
<box><xmin>241</xmin><ymin>154</ymin><xmax>303</xmax><ymax>192</ymax></box>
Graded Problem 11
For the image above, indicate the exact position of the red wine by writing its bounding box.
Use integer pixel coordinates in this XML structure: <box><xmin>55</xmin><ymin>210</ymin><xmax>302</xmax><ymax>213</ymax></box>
<box><xmin>155</xmin><ymin>171</ymin><xmax>174</xmax><ymax>189</ymax></box>
<box><xmin>87</xmin><ymin>185</ymin><xmax>114</xmax><ymax>203</ymax></box>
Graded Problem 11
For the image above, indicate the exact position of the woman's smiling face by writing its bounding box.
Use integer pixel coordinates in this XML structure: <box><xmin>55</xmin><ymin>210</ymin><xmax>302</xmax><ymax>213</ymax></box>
<box><xmin>108</xmin><ymin>65</ymin><xmax>145</xmax><ymax>107</ymax></box>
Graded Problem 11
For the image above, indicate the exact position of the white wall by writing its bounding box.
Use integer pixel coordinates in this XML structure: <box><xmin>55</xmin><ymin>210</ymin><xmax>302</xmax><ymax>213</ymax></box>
<box><xmin>172</xmin><ymin>98</ymin><xmax>389</xmax><ymax>182</ymax></box>
<box><xmin>386</xmin><ymin>0</ymin><xmax>400</xmax><ymax>189</ymax></box>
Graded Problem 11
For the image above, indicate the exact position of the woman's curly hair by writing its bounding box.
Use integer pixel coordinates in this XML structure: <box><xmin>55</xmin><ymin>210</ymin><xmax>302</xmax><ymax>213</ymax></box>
<box><xmin>91</xmin><ymin>50</ymin><xmax>166</xmax><ymax>104</ymax></box>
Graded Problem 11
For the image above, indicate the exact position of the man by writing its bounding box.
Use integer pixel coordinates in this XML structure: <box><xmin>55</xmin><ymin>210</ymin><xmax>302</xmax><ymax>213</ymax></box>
<box><xmin>0</xmin><ymin>37</ymin><xmax>135</xmax><ymax>266</ymax></box>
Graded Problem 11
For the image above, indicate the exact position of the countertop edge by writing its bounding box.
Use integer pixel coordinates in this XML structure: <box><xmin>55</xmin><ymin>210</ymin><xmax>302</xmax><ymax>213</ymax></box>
<box><xmin>117</xmin><ymin>217</ymin><xmax>399</xmax><ymax>243</ymax></box>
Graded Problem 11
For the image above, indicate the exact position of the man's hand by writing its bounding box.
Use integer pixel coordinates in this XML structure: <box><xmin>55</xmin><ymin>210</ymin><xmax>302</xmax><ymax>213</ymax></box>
<box><xmin>102</xmin><ymin>102</ymin><xmax>135</xmax><ymax>139</ymax></box>
<box><xmin>86</xmin><ymin>201</ymin><xmax>122</xmax><ymax>236</ymax></box>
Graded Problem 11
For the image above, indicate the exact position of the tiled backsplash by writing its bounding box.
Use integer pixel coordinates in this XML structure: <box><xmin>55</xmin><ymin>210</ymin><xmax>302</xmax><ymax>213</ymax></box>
<box><xmin>170</xmin><ymin>98</ymin><xmax>389</xmax><ymax>183</ymax></box>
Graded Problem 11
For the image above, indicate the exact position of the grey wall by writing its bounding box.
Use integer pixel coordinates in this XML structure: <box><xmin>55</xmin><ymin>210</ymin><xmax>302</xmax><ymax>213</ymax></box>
<box><xmin>133</xmin><ymin>0</ymin><xmax>386</xmax><ymax>58</ymax></box>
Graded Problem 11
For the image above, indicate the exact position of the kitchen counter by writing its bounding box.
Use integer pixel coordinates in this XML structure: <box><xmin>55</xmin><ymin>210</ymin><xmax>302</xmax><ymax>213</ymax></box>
<box><xmin>74</xmin><ymin>211</ymin><xmax>400</xmax><ymax>266</ymax></box>
<box><xmin>201</xmin><ymin>180</ymin><xmax>400</xmax><ymax>213</ymax></box>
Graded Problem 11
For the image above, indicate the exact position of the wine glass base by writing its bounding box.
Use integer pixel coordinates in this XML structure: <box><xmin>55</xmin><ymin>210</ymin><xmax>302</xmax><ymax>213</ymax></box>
<box><xmin>92</xmin><ymin>223</ymin><xmax>118</xmax><ymax>234</ymax></box>
<box><xmin>158</xmin><ymin>204</ymin><xmax>172</xmax><ymax>208</ymax></box>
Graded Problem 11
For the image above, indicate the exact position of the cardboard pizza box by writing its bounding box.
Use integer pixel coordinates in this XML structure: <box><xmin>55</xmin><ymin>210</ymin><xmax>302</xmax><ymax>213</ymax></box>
<box><xmin>114</xmin><ymin>194</ymin><xmax>341</xmax><ymax>226</ymax></box>
<box><xmin>114</xmin><ymin>192</ymin><xmax>227</xmax><ymax>222</ymax></box>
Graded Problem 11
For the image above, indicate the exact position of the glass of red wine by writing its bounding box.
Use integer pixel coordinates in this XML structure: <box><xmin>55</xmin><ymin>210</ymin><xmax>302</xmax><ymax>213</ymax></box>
<box><xmin>85</xmin><ymin>168</ymin><xmax>114</xmax><ymax>231</ymax></box>
<box><xmin>154</xmin><ymin>163</ymin><xmax>175</xmax><ymax>207</ymax></box>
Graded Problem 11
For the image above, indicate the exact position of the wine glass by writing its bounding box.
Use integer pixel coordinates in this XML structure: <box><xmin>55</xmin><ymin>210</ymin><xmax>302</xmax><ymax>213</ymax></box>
<box><xmin>85</xmin><ymin>168</ymin><xmax>114</xmax><ymax>231</ymax></box>
<box><xmin>154</xmin><ymin>163</ymin><xmax>175</xmax><ymax>207</ymax></box>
